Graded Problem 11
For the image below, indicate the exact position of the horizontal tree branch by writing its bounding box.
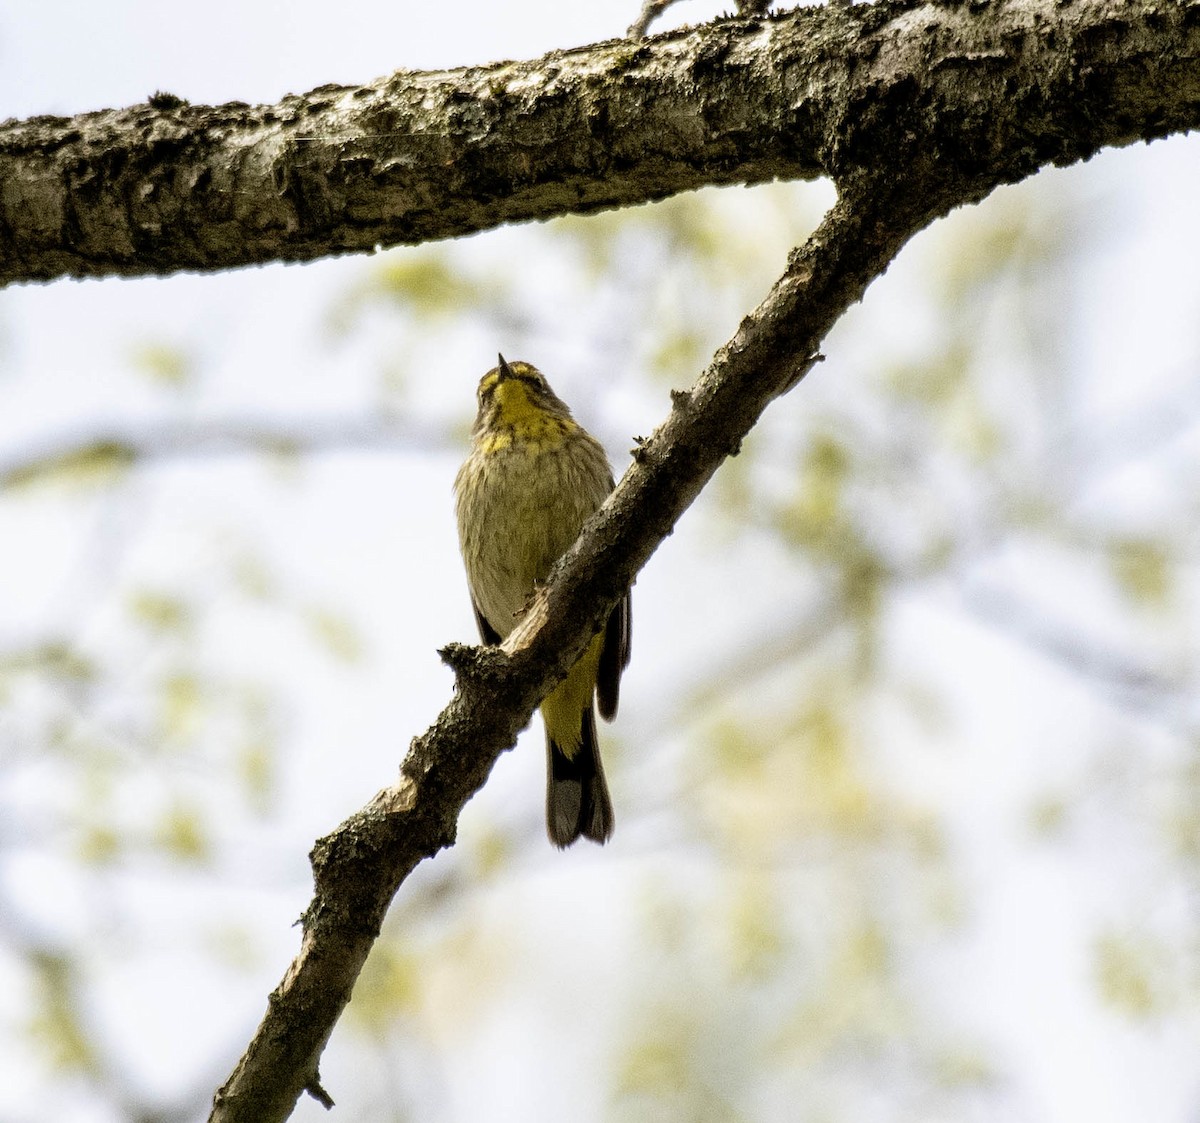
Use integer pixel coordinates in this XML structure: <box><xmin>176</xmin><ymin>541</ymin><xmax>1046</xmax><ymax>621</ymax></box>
<box><xmin>3</xmin><ymin>0</ymin><xmax>1198</xmax><ymax>286</ymax></box>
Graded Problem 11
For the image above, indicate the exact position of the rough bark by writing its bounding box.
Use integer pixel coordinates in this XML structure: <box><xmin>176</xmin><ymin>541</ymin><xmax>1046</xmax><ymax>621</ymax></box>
<box><xmin>4</xmin><ymin>0</ymin><xmax>1192</xmax><ymax>1118</ymax></box>
<box><xmin>1</xmin><ymin>0</ymin><xmax>1197</xmax><ymax>286</ymax></box>
<box><xmin>209</xmin><ymin>173</ymin><xmax>933</xmax><ymax>1123</ymax></box>
<box><xmin>205</xmin><ymin>0</ymin><xmax>1200</xmax><ymax>1086</ymax></box>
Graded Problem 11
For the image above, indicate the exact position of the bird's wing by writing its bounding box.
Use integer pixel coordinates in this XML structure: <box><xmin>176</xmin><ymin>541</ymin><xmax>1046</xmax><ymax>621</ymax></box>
<box><xmin>596</xmin><ymin>587</ymin><xmax>631</xmax><ymax>722</ymax></box>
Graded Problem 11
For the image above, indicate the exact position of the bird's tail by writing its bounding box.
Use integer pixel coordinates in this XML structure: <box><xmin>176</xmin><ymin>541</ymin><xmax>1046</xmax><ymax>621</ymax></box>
<box><xmin>545</xmin><ymin>707</ymin><xmax>613</xmax><ymax>848</ymax></box>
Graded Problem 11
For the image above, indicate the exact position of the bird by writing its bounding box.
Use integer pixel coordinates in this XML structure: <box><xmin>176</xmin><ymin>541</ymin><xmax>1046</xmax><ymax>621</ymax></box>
<box><xmin>454</xmin><ymin>355</ymin><xmax>631</xmax><ymax>847</ymax></box>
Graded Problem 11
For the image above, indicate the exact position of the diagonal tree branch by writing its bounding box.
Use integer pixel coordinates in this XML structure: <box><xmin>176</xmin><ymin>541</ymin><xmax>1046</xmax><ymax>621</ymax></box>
<box><xmin>205</xmin><ymin>169</ymin><xmax>946</xmax><ymax>1121</ymax></box>
<box><xmin>2</xmin><ymin>0</ymin><xmax>1198</xmax><ymax>286</ymax></box>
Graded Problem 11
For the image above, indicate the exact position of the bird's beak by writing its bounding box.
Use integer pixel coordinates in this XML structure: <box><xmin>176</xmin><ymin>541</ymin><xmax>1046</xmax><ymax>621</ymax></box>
<box><xmin>497</xmin><ymin>353</ymin><xmax>515</xmax><ymax>381</ymax></box>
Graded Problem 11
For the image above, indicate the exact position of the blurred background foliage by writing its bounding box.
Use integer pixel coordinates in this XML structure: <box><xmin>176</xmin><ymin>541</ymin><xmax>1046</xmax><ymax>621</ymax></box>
<box><xmin>2</xmin><ymin>147</ymin><xmax>1200</xmax><ymax>1123</ymax></box>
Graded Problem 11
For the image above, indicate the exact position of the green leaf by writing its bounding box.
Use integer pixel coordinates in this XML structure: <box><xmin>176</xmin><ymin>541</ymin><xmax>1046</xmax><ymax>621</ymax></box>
<box><xmin>1094</xmin><ymin>931</ymin><xmax>1172</xmax><ymax>1018</ymax></box>
<box><xmin>2</xmin><ymin>440</ymin><xmax>135</xmax><ymax>492</ymax></box>
<box><xmin>1108</xmin><ymin>536</ymin><xmax>1171</xmax><ymax>607</ymax></box>
<box><xmin>307</xmin><ymin>608</ymin><xmax>364</xmax><ymax>663</ymax></box>
<box><xmin>159</xmin><ymin>670</ymin><xmax>203</xmax><ymax>742</ymax></box>
<box><xmin>128</xmin><ymin>341</ymin><xmax>194</xmax><ymax>388</ymax></box>
<box><xmin>128</xmin><ymin>590</ymin><xmax>193</xmax><ymax>635</ymax></box>
<box><xmin>155</xmin><ymin>799</ymin><xmax>210</xmax><ymax>863</ymax></box>
<box><xmin>27</xmin><ymin>953</ymin><xmax>99</xmax><ymax>1074</ymax></box>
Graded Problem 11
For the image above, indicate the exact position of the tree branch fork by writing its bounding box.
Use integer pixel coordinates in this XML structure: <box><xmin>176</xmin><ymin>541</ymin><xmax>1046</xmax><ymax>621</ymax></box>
<box><xmin>216</xmin><ymin>0</ymin><xmax>1199</xmax><ymax>1092</ymax></box>
<box><xmin>3</xmin><ymin>0</ymin><xmax>1189</xmax><ymax>1118</ymax></box>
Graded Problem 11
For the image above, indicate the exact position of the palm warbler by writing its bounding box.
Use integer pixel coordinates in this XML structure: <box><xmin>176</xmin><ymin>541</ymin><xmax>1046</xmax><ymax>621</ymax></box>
<box><xmin>454</xmin><ymin>355</ymin><xmax>631</xmax><ymax>847</ymax></box>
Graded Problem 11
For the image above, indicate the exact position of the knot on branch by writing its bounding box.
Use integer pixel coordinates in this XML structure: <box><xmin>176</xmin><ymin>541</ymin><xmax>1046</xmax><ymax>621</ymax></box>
<box><xmin>368</xmin><ymin>774</ymin><xmax>419</xmax><ymax>815</ymax></box>
<box><xmin>304</xmin><ymin>1073</ymin><xmax>334</xmax><ymax>1110</ymax></box>
<box><xmin>437</xmin><ymin>641</ymin><xmax>510</xmax><ymax>686</ymax></box>
<box><xmin>148</xmin><ymin>90</ymin><xmax>188</xmax><ymax>110</ymax></box>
